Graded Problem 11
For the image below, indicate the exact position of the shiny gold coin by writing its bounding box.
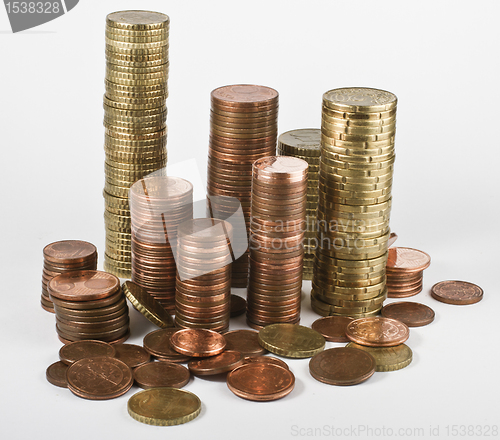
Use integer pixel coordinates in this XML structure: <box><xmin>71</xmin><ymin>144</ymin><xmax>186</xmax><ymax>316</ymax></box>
<box><xmin>322</xmin><ymin>87</ymin><xmax>397</xmax><ymax>113</ymax></box>
<box><xmin>346</xmin><ymin>342</ymin><xmax>412</xmax><ymax>372</ymax></box>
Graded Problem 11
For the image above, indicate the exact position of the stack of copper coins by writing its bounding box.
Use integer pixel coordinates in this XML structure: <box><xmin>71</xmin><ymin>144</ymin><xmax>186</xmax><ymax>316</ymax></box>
<box><xmin>103</xmin><ymin>10</ymin><xmax>170</xmax><ymax>279</ymax></box>
<box><xmin>278</xmin><ymin>129</ymin><xmax>321</xmax><ymax>280</ymax></box>
<box><xmin>41</xmin><ymin>241</ymin><xmax>98</xmax><ymax>313</ymax></box>
<box><xmin>206</xmin><ymin>84</ymin><xmax>279</xmax><ymax>288</ymax></box>
<box><xmin>175</xmin><ymin>219</ymin><xmax>233</xmax><ymax>333</ymax></box>
<box><xmin>48</xmin><ymin>270</ymin><xmax>130</xmax><ymax>344</ymax></box>
<box><xmin>312</xmin><ymin>87</ymin><xmax>396</xmax><ymax>318</ymax></box>
<box><xmin>246</xmin><ymin>156</ymin><xmax>308</xmax><ymax>329</ymax></box>
<box><xmin>386</xmin><ymin>247</ymin><xmax>431</xmax><ymax>297</ymax></box>
<box><xmin>130</xmin><ymin>176</ymin><xmax>193</xmax><ymax>312</ymax></box>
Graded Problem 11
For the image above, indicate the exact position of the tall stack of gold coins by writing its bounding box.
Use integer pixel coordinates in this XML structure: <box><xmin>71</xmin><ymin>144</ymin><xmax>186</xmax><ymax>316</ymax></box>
<box><xmin>207</xmin><ymin>85</ymin><xmax>278</xmax><ymax>288</ymax></box>
<box><xmin>130</xmin><ymin>176</ymin><xmax>193</xmax><ymax>313</ymax></box>
<box><xmin>103</xmin><ymin>10</ymin><xmax>170</xmax><ymax>278</ymax></box>
<box><xmin>247</xmin><ymin>156</ymin><xmax>308</xmax><ymax>329</ymax></box>
<box><xmin>175</xmin><ymin>219</ymin><xmax>233</xmax><ymax>333</ymax></box>
<box><xmin>277</xmin><ymin>129</ymin><xmax>321</xmax><ymax>280</ymax></box>
<box><xmin>311</xmin><ymin>87</ymin><xmax>396</xmax><ymax>318</ymax></box>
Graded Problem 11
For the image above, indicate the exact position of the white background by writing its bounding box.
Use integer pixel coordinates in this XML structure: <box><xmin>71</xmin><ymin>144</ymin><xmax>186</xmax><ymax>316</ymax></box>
<box><xmin>1</xmin><ymin>1</ymin><xmax>499</xmax><ymax>439</ymax></box>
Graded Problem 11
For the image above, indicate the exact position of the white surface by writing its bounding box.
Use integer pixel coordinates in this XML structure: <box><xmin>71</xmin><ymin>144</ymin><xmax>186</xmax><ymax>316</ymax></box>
<box><xmin>1</xmin><ymin>1</ymin><xmax>499</xmax><ymax>439</ymax></box>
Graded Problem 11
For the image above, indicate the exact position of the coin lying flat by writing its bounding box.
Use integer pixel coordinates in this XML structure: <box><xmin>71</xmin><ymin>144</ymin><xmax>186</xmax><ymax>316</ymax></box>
<box><xmin>59</xmin><ymin>340</ymin><xmax>116</xmax><ymax>365</ymax></box>
<box><xmin>346</xmin><ymin>317</ymin><xmax>409</xmax><ymax>347</ymax></box>
<box><xmin>143</xmin><ymin>328</ymin><xmax>191</xmax><ymax>363</ymax></box>
<box><xmin>170</xmin><ymin>328</ymin><xmax>226</xmax><ymax>357</ymax></box>
<box><xmin>309</xmin><ymin>347</ymin><xmax>376</xmax><ymax>385</ymax></box>
<box><xmin>242</xmin><ymin>356</ymin><xmax>289</xmax><ymax>370</ymax></box>
<box><xmin>133</xmin><ymin>361</ymin><xmax>190</xmax><ymax>389</ymax></box>
<box><xmin>188</xmin><ymin>350</ymin><xmax>244</xmax><ymax>376</ymax></box>
<box><xmin>46</xmin><ymin>361</ymin><xmax>69</xmax><ymax>388</ymax></box>
<box><xmin>381</xmin><ymin>302</ymin><xmax>435</xmax><ymax>327</ymax></box>
<box><xmin>223</xmin><ymin>330</ymin><xmax>267</xmax><ymax>357</ymax></box>
<box><xmin>431</xmin><ymin>280</ymin><xmax>483</xmax><ymax>305</ymax></box>
<box><xmin>311</xmin><ymin>316</ymin><xmax>354</xmax><ymax>342</ymax></box>
<box><xmin>113</xmin><ymin>343</ymin><xmax>151</xmax><ymax>368</ymax></box>
<box><xmin>128</xmin><ymin>388</ymin><xmax>201</xmax><ymax>426</ymax></box>
<box><xmin>346</xmin><ymin>342</ymin><xmax>413</xmax><ymax>372</ymax></box>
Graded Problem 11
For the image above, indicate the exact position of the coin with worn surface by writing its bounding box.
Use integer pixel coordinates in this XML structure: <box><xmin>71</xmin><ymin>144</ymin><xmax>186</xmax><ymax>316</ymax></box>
<box><xmin>188</xmin><ymin>350</ymin><xmax>243</xmax><ymax>376</ymax></box>
<box><xmin>170</xmin><ymin>328</ymin><xmax>226</xmax><ymax>357</ymax></box>
<box><xmin>223</xmin><ymin>330</ymin><xmax>267</xmax><ymax>357</ymax></box>
<box><xmin>381</xmin><ymin>302</ymin><xmax>435</xmax><ymax>327</ymax></box>
<box><xmin>46</xmin><ymin>361</ymin><xmax>68</xmax><ymax>388</ymax></box>
<box><xmin>133</xmin><ymin>361</ymin><xmax>190</xmax><ymax>389</ymax></box>
<box><xmin>258</xmin><ymin>323</ymin><xmax>325</xmax><ymax>358</ymax></box>
<box><xmin>143</xmin><ymin>328</ymin><xmax>191</xmax><ymax>362</ymax></box>
<box><xmin>311</xmin><ymin>316</ymin><xmax>354</xmax><ymax>342</ymax></box>
<box><xmin>431</xmin><ymin>280</ymin><xmax>483</xmax><ymax>305</ymax></box>
<box><xmin>230</xmin><ymin>294</ymin><xmax>247</xmax><ymax>317</ymax></box>
<box><xmin>346</xmin><ymin>317</ymin><xmax>409</xmax><ymax>347</ymax></box>
<box><xmin>346</xmin><ymin>342</ymin><xmax>412</xmax><ymax>372</ymax></box>
<box><xmin>59</xmin><ymin>340</ymin><xmax>116</xmax><ymax>365</ymax></box>
<box><xmin>114</xmin><ymin>344</ymin><xmax>151</xmax><ymax>368</ymax></box>
<box><xmin>67</xmin><ymin>356</ymin><xmax>133</xmax><ymax>400</ymax></box>
<box><xmin>227</xmin><ymin>363</ymin><xmax>295</xmax><ymax>401</ymax></box>
<box><xmin>309</xmin><ymin>347</ymin><xmax>376</xmax><ymax>385</ymax></box>
<box><xmin>242</xmin><ymin>355</ymin><xmax>289</xmax><ymax>370</ymax></box>
<box><xmin>128</xmin><ymin>388</ymin><xmax>201</xmax><ymax>426</ymax></box>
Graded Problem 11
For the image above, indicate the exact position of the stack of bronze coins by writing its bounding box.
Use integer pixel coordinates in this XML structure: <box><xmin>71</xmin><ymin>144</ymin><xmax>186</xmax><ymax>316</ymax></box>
<box><xmin>277</xmin><ymin>129</ymin><xmax>321</xmax><ymax>280</ymax></box>
<box><xmin>386</xmin><ymin>247</ymin><xmax>431</xmax><ymax>297</ymax></box>
<box><xmin>48</xmin><ymin>270</ymin><xmax>130</xmax><ymax>344</ymax></box>
<box><xmin>206</xmin><ymin>84</ymin><xmax>279</xmax><ymax>288</ymax></box>
<box><xmin>41</xmin><ymin>241</ymin><xmax>98</xmax><ymax>313</ymax></box>
<box><xmin>312</xmin><ymin>87</ymin><xmax>396</xmax><ymax>318</ymax></box>
<box><xmin>103</xmin><ymin>10</ymin><xmax>170</xmax><ymax>278</ymax></box>
<box><xmin>130</xmin><ymin>176</ymin><xmax>193</xmax><ymax>312</ymax></box>
<box><xmin>175</xmin><ymin>219</ymin><xmax>233</xmax><ymax>333</ymax></box>
<box><xmin>246</xmin><ymin>156</ymin><xmax>308</xmax><ymax>329</ymax></box>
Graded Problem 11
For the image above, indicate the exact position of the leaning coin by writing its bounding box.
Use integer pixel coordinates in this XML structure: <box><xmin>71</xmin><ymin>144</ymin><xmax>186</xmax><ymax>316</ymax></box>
<box><xmin>346</xmin><ymin>317</ymin><xmax>410</xmax><ymax>347</ymax></box>
<box><xmin>381</xmin><ymin>302</ymin><xmax>435</xmax><ymax>327</ymax></box>
<box><xmin>170</xmin><ymin>328</ymin><xmax>226</xmax><ymax>357</ymax></box>
<box><xmin>431</xmin><ymin>280</ymin><xmax>483</xmax><ymax>305</ymax></box>
<box><xmin>46</xmin><ymin>361</ymin><xmax>68</xmax><ymax>388</ymax></box>
<box><xmin>133</xmin><ymin>362</ymin><xmax>190</xmax><ymax>389</ymax></box>
<box><xmin>346</xmin><ymin>342</ymin><xmax>413</xmax><ymax>372</ymax></box>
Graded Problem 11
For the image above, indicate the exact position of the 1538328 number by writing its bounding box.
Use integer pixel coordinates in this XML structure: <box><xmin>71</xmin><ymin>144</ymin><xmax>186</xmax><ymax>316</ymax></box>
<box><xmin>5</xmin><ymin>2</ymin><xmax>61</xmax><ymax>14</ymax></box>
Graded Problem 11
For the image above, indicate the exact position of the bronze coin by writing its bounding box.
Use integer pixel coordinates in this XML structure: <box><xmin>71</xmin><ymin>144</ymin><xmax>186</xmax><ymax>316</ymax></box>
<box><xmin>49</xmin><ymin>270</ymin><xmax>120</xmax><ymax>301</ymax></box>
<box><xmin>431</xmin><ymin>280</ymin><xmax>483</xmax><ymax>305</ymax></box>
<box><xmin>381</xmin><ymin>301</ymin><xmax>435</xmax><ymax>327</ymax></box>
<box><xmin>346</xmin><ymin>317</ymin><xmax>410</xmax><ymax>347</ymax></box>
<box><xmin>133</xmin><ymin>361</ymin><xmax>190</xmax><ymax>389</ymax></box>
<box><xmin>43</xmin><ymin>240</ymin><xmax>97</xmax><ymax>265</ymax></box>
<box><xmin>309</xmin><ymin>347</ymin><xmax>376</xmax><ymax>385</ymax></box>
<box><xmin>143</xmin><ymin>328</ymin><xmax>191</xmax><ymax>362</ymax></box>
<box><xmin>242</xmin><ymin>356</ymin><xmax>289</xmax><ymax>370</ymax></box>
<box><xmin>170</xmin><ymin>328</ymin><xmax>226</xmax><ymax>357</ymax></box>
<box><xmin>66</xmin><ymin>356</ymin><xmax>133</xmax><ymax>400</ymax></box>
<box><xmin>386</xmin><ymin>247</ymin><xmax>431</xmax><ymax>272</ymax></box>
<box><xmin>227</xmin><ymin>363</ymin><xmax>294</xmax><ymax>401</ymax></box>
<box><xmin>59</xmin><ymin>340</ymin><xmax>116</xmax><ymax>365</ymax></box>
<box><xmin>113</xmin><ymin>344</ymin><xmax>151</xmax><ymax>368</ymax></box>
<box><xmin>46</xmin><ymin>361</ymin><xmax>68</xmax><ymax>388</ymax></box>
<box><xmin>230</xmin><ymin>295</ymin><xmax>247</xmax><ymax>317</ymax></box>
<box><xmin>223</xmin><ymin>330</ymin><xmax>267</xmax><ymax>357</ymax></box>
<box><xmin>311</xmin><ymin>316</ymin><xmax>354</xmax><ymax>342</ymax></box>
<box><xmin>188</xmin><ymin>350</ymin><xmax>244</xmax><ymax>376</ymax></box>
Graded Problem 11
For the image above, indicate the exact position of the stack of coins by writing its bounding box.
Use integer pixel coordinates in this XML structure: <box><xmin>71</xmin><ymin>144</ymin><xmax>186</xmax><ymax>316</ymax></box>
<box><xmin>41</xmin><ymin>241</ymin><xmax>98</xmax><ymax>313</ymax></box>
<box><xmin>207</xmin><ymin>84</ymin><xmax>279</xmax><ymax>288</ymax></box>
<box><xmin>277</xmin><ymin>129</ymin><xmax>321</xmax><ymax>280</ymax></box>
<box><xmin>386</xmin><ymin>247</ymin><xmax>431</xmax><ymax>297</ymax></box>
<box><xmin>130</xmin><ymin>176</ymin><xmax>193</xmax><ymax>312</ymax></box>
<box><xmin>312</xmin><ymin>87</ymin><xmax>397</xmax><ymax>318</ymax></box>
<box><xmin>247</xmin><ymin>156</ymin><xmax>308</xmax><ymax>329</ymax></box>
<box><xmin>48</xmin><ymin>270</ymin><xmax>130</xmax><ymax>344</ymax></box>
<box><xmin>103</xmin><ymin>10</ymin><xmax>170</xmax><ymax>278</ymax></box>
<box><xmin>175</xmin><ymin>219</ymin><xmax>233</xmax><ymax>333</ymax></box>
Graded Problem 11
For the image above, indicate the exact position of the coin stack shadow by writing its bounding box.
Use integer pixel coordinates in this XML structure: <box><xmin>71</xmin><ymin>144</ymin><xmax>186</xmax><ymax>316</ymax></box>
<box><xmin>103</xmin><ymin>11</ymin><xmax>170</xmax><ymax>278</ymax></box>
<box><xmin>246</xmin><ymin>156</ymin><xmax>308</xmax><ymax>329</ymax></box>
<box><xmin>277</xmin><ymin>129</ymin><xmax>321</xmax><ymax>281</ymax></box>
<box><xmin>207</xmin><ymin>85</ymin><xmax>279</xmax><ymax>288</ymax></box>
<box><xmin>130</xmin><ymin>176</ymin><xmax>193</xmax><ymax>313</ymax></box>
<box><xmin>175</xmin><ymin>219</ymin><xmax>233</xmax><ymax>333</ymax></box>
<box><xmin>312</xmin><ymin>87</ymin><xmax>397</xmax><ymax>317</ymax></box>
<box><xmin>41</xmin><ymin>240</ymin><xmax>98</xmax><ymax>313</ymax></box>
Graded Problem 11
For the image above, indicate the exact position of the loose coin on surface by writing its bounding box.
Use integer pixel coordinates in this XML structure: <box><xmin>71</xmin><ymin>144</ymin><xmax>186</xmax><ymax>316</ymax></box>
<box><xmin>46</xmin><ymin>361</ymin><xmax>68</xmax><ymax>388</ymax></box>
<box><xmin>59</xmin><ymin>340</ymin><xmax>116</xmax><ymax>365</ymax></box>
<box><xmin>223</xmin><ymin>330</ymin><xmax>267</xmax><ymax>357</ymax></box>
<box><xmin>311</xmin><ymin>316</ymin><xmax>354</xmax><ymax>342</ymax></box>
<box><xmin>188</xmin><ymin>350</ymin><xmax>243</xmax><ymax>376</ymax></box>
<box><xmin>242</xmin><ymin>355</ymin><xmax>289</xmax><ymax>370</ymax></box>
<box><xmin>309</xmin><ymin>347</ymin><xmax>376</xmax><ymax>385</ymax></box>
<box><xmin>227</xmin><ymin>363</ymin><xmax>295</xmax><ymax>401</ymax></box>
<box><xmin>66</xmin><ymin>356</ymin><xmax>133</xmax><ymax>400</ymax></box>
<box><xmin>143</xmin><ymin>328</ymin><xmax>191</xmax><ymax>363</ymax></box>
<box><xmin>346</xmin><ymin>342</ymin><xmax>413</xmax><ymax>372</ymax></box>
<box><xmin>346</xmin><ymin>317</ymin><xmax>410</xmax><ymax>347</ymax></box>
<box><xmin>431</xmin><ymin>280</ymin><xmax>483</xmax><ymax>305</ymax></box>
<box><xmin>381</xmin><ymin>302</ymin><xmax>435</xmax><ymax>327</ymax></box>
<box><xmin>258</xmin><ymin>323</ymin><xmax>325</xmax><ymax>358</ymax></box>
<box><xmin>114</xmin><ymin>344</ymin><xmax>151</xmax><ymax>368</ymax></box>
<box><xmin>170</xmin><ymin>328</ymin><xmax>226</xmax><ymax>357</ymax></box>
<box><xmin>134</xmin><ymin>361</ymin><xmax>190</xmax><ymax>389</ymax></box>
<box><xmin>230</xmin><ymin>294</ymin><xmax>247</xmax><ymax>317</ymax></box>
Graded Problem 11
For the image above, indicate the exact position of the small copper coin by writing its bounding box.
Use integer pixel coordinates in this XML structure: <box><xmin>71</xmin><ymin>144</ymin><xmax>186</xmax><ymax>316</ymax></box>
<box><xmin>431</xmin><ymin>280</ymin><xmax>483</xmax><ymax>305</ymax></box>
<box><xmin>242</xmin><ymin>356</ymin><xmax>289</xmax><ymax>370</ymax></box>
<box><xmin>223</xmin><ymin>330</ymin><xmax>267</xmax><ymax>357</ymax></box>
<box><xmin>346</xmin><ymin>317</ymin><xmax>410</xmax><ymax>347</ymax></box>
<box><xmin>386</xmin><ymin>247</ymin><xmax>430</xmax><ymax>272</ymax></box>
<box><xmin>143</xmin><ymin>329</ymin><xmax>191</xmax><ymax>362</ymax></box>
<box><xmin>309</xmin><ymin>347</ymin><xmax>376</xmax><ymax>385</ymax></box>
<box><xmin>381</xmin><ymin>302</ymin><xmax>435</xmax><ymax>327</ymax></box>
<box><xmin>133</xmin><ymin>362</ymin><xmax>190</xmax><ymax>389</ymax></box>
<box><xmin>230</xmin><ymin>294</ymin><xmax>247</xmax><ymax>317</ymax></box>
<box><xmin>114</xmin><ymin>344</ymin><xmax>151</xmax><ymax>368</ymax></box>
<box><xmin>49</xmin><ymin>270</ymin><xmax>119</xmax><ymax>301</ymax></box>
<box><xmin>227</xmin><ymin>363</ymin><xmax>295</xmax><ymax>401</ymax></box>
<box><xmin>59</xmin><ymin>340</ymin><xmax>116</xmax><ymax>365</ymax></box>
<box><xmin>66</xmin><ymin>356</ymin><xmax>133</xmax><ymax>400</ymax></box>
<box><xmin>170</xmin><ymin>328</ymin><xmax>226</xmax><ymax>357</ymax></box>
<box><xmin>188</xmin><ymin>350</ymin><xmax>244</xmax><ymax>376</ymax></box>
<box><xmin>46</xmin><ymin>361</ymin><xmax>68</xmax><ymax>388</ymax></box>
<box><xmin>311</xmin><ymin>316</ymin><xmax>354</xmax><ymax>342</ymax></box>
